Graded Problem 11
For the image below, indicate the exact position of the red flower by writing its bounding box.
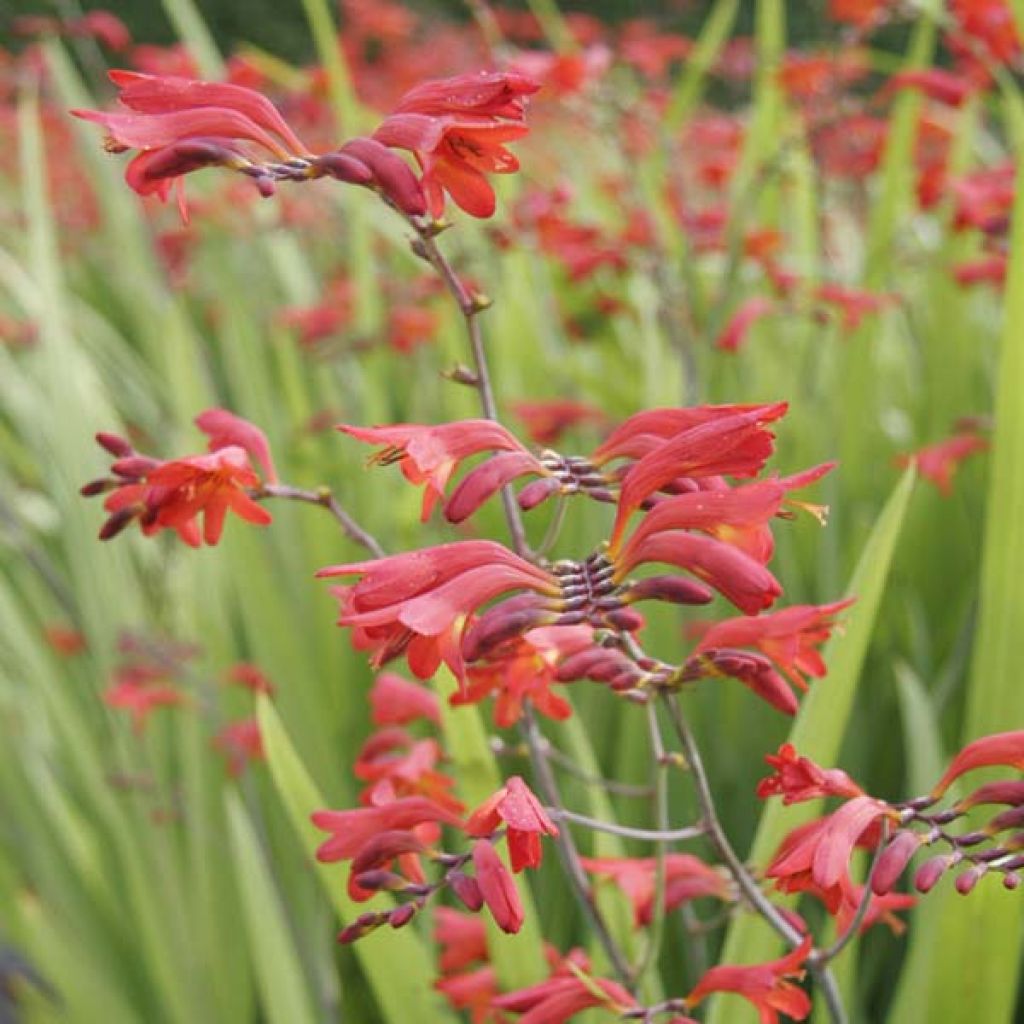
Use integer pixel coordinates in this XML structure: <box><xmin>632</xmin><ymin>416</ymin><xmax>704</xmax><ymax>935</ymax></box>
<box><xmin>104</xmin><ymin>677</ymin><xmax>186</xmax><ymax>733</ymax></box>
<box><xmin>931</xmin><ymin>730</ymin><xmax>1024</xmax><ymax>799</ymax></box>
<box><xmin>212</xmin><ymin>717</ymin><xmax>264</xmax><ymax>776</ymax></box>
<box><xmin>466</xmin><ymin>776</ymin><xmax>559</xmax><ymax>872</ymax></box>
<box><xmin>43</xmin><ymin>624</ymin><xmax>87</xmax><ymax>657</ymax></box>
<box><xmin>897</xmin><ymin>432</ymin><xmax>988</xmax><ymax>495</ymax></box>
<box><xmin>692</xmin><ymin>599</ymin><xmax>855</xmax><ymax>694</ymax></box>
<box><xmin>312</xmin><ymin>795</ymin><xmax>462</xmax><ymax>863</ymax></box>
<box><xmin>509</xmin><ymin>399</ymin><xmax>608</xmax><ymax>445</ymax></box>
<box><xmin>683</xmin><ymin>936</ymin><xmax>813</xmax><ymax>1024</ymax></box>
<box><xmin>581</xmin><ymin>854</ymin><xmax>729</xmax><ymax>927</ymax></box>
<box><xmin>224</xmin><ymin>661</ymin><xmax>276</xmax><ymax>696</ymax></box>
<box><xmin>492</xmin><ymin>973</ymin><xmax>637</xmax><ymax>1022</ymax></box>
<box><xmin>340</xmin><ymin>420</ymin><xmax>543</xmax><ymax>522</ymax></box>
<box><xmin>369</xmin><ymin>672</ymin><xmax>441</xmax><ymax>726</ymax></box>
<box><xmin>353</xmin><ymin>728</ymin><xmax>462</xmax><ymax>814</ymax></box>
<box><xmin>457</xmin><ymin>626</ymin><xmax>583</xmax><ymax>727</ymax></box>
<box><xmin>757</xmin><ymin>744</ymin><xmax>864</xmax><ymax>804</ymax></box>
<box><xmin>607</xmin><ymin>402</ymin><xmax>789</xmax><ymax>551</ymax></box>
<box><xmin>472</xmin><ymin>840</ymin><xmax>524</xmax><ymax>933</ymax></box>
<box><xmin>373</xmin><ymin>71</ymin><xmax>539</xmax><ymax>218</ymax></box>
<box><xmin>317</xmin><ymin>541</ymin><xmax>559</xmax><ymax>682</ymax></box>
<box><xmin>766</xmin><ymin>797</ymin><xmax>893</xmax><ymax>908</ymax></box>
<box><xmin>886</xmin><ymin>69</ymin><xmax>978</xmax><ymax>107</ymax></box>
<box><xmin>195</xmin><ymin>407</ymin><xmax>277</xmax><ymax>483</ymax></box>
<box><xmin>716</xmin><ymin>297</ymin><xmax>775</xmax><ymax>353</ymax></box>
<box><xmin>434</xmin><ymin>907</ymin><xmax>488</xmax><ymax>973</ymax></box>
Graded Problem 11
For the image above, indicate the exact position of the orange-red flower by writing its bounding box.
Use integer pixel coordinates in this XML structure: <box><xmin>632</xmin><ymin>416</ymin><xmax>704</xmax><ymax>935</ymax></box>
<box><xmin>897</xmin><ymin>431</ymin><xmax>988</xmax><ymax>495</ymax></box>
<box><xmin>931</xmin><ymin>730</ymin><xmax>1024</xmax><ymax>799</ymax></box>
<box><xmin>104</xmin><ymin>676</ymin><xmax>186</xmax><ymax>733</ymax></box>
<box><xmin>212</xmin><ymin>717</ymin><xmax>264</xmax><ymax>776</ymax></box>
<box><xmin>369</xmin><ymin>672</ymin><xmax>441</xmax><ymax>726</ymax></box>
<box><xmin>472</xmin><ymin>840</ymin><xmax>524</xmax><ymax>933</ymax></box>
<box><xmin>581</xmin><ymin>854</ymin><xmax>729</xmax><ymax>927</ymax></box>
<box><xmin>683</xmin><ymin>936</ymin><xmax>813</xmax><ymax>1024</ymax></box>
<box><xmin>373</xmin><ymin>71</ymin><xmax>539</xmax><ymax>218</ymax></box>
<box><xmin>757</xmin><ymin>744</ymin><xmax>864</xmax><ymax>804</ymax></box>
<box><xmin>466</xmin><ymin>776</ymin><xmax>559</xmax><ymax>872</ymax></box>
<box><xmin>492</xmin><ymin>971</ymin><xmax>637</xmax><ymax>1022</ymax></box>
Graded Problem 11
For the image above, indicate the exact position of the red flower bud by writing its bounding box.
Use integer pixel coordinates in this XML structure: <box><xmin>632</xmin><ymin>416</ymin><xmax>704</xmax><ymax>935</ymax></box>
<box><xmin>872</xmin><ymin>830</ymin><xmax>922</xmax><ymax>895</ymax></box>
<box><xmin>473</xmin><ymin>841</ymin><xmax>523</xmax><ymax>933</ymax></box>
<box><xmin>449</xmin><ymin>871</ymin><xmax>484</xmax><ymax>912</ymax></box>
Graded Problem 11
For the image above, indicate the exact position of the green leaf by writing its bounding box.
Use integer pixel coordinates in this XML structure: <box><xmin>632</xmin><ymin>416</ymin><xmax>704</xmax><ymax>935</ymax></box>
<box><xmin>707</xmin><ymin>466</ymin><xmax>916</xmax><ymax>1024</ymax></box>
<box><xmin>225</xmin><ymin>791</ymin><xmax>320</xmax><ymax>1024</ymax></box>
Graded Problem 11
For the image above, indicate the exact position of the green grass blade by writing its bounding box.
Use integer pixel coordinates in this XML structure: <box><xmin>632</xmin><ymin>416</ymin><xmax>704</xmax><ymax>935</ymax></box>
<box><xmin>160</xmin><ymin>0</ymin><xmax>224</xmax><ymax>78</ymax></box>
<box><xmin>225</xmin><ymin>791</ymin><xmax>320</xmax><ymax>1024</ymax></box>
<box><xmin>257</xmin><ymin>696</ymin><xmax>458</xmax><ymax>1024</ymax></box>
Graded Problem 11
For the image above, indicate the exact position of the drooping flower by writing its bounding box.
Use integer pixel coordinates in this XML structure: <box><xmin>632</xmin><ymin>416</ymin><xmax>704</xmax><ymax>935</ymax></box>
<box><xmin>691</xmin><ymin>599</ymin><xmax>855</xmax><ymax>695</ymax></box>
<box><xmin>212</xmin><ymin>717</ymin><xmax>264</xmax><ymax>776</ymax></box>
<box><xmin>756</xmin><ymin>744</ymin><xmax>864</xmax><ymax>804</ymax></box>
<box><xmin>683</xmin><ymin>936</ymin><xmax>814</xmax><ymax>1024</ymax></box>
<box><xmin>466</xmin><ymin>776</ymin><xmax>559</xmax><ymax>872</ymax></box>
<box><xmin>897</xmin><ymin>431</ymin><xmax>988</xmax><ymax>495</ymax></box>
<box><xmin>373</xmin><ymin>70</ymin><xmax>540</xmax><ymax>218</ymax></box>
<box><xmin>930</xmin><ymin>731</ymin><xmax>1024</xmax><ymax>799</ymax></box>
<box><xmin>339</xmin><ymin>420</ymin><xmax>544</xmax><ymax>521</ymax></box>
<box><xmin>369</xmin><ymin>672</ymin><xmax>441</xmax><ymax>726</ymax></box>
<box><xmin>492</xmin><ymin>971</ymin><xmax>637</xmax><ymax>1022</ymax></box>
<box><xmin>581</xmin><ymin>854</ymin><xmax>730</xmax><ymax>927</ymax></box>
<box><xmin>472</xmin><ymin>840</ymin><xmax>524</xmax><ymax>933</ymax></box>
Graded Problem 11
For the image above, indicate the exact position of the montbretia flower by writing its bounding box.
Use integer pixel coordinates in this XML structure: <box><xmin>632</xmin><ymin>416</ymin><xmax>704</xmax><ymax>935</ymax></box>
<box><xmin>682</xmin><ymin>936</ymin><xmax>813</xmax><ymax>1024</ymax></box>
<box><xmin>373</xmin><ymin>70</ymin><xmax>540</xmax><ymax>218</ymax></box>
<box><xmin>353</xmin><ymin>727</ymin><xmax>462</xmax><ymax>814</ymax></box>
<box><xmin>466</xmin><ymin>776</ymin><xmax>559</xmax><ymax>872</ymax></box>
<box><xmin>434</xmin><ymin>907</ymin><xmax>488</xmax><ymax>973</ymax></box>
<box><xmin>581</xmin><ymin>854</ymin><xmax>730</xmax><ymax>927</ymax></box>
<box><xmin>455</xmin><ymin>625</ymin><xmax>590</xmax><ymax>727</ymax></box>
<box><xmin>691</xmin><ymin>599</ymin><xmax>855</xmax><ymax>695</ymax></box>
<box><xmin>104</xmin><ymin>677</ymin><xmax>186</xmax><ymax>733</ymax></box>
<box><xmin>897</xmin><ymin>431</ymin><xmax>988</xmax><ymax>496</ymax></box>
<box><xmin>716</xmin><ymin>297</ymin><xmax>775</xmax><ymax>353</ymax></box>
<box><xmin>766</xmin><ymin>797</ymin><xmax>895</xmax><ymax>909</ymax></box>
<box><xmin>317</xmin><ymin>541</ymin><xmax>560</xmax><ymax>681</ymax></box>
<box><xmin>472</xmin><ymin>840</ymin><xmax>524</xmax><ymax>933</ymax></box>
<box><xmin>194</xmin><ymin>407</ymin><xmax>277</xmax><ymax>483</ymax></box>
<box><xmin>72</xmin><ymin>71</ymin><xmax>426</xmax><ymax>220</ymax></box>
<box><xmin>339</xmin><ymin>420</ymin><xmax>544</xmax><ymax>522</ymax></box>
<box><xmin>930</xmin><ymin>731</ymin><xmax>1024</xmax><ymax>800</ymax></box>
<box><xmin>757</xmin><ymin>744</ymin><xmax>864</xmax><ymax>804</ymax></box>
<box><xmin>492</xmin><ymin>972</ymin><xmax>637</xmax><ymax>1022</ymax></box>
<box><xmin>369</xmin><ymin>672</ymin><xmax>441</xmax><ymax>726</ymax></box>
<box><xmin>509</xmin><ymin>399</ymin><xmax>608</xmax><ymax>446</ymax></box>
<box><xmin>212</xmin><ymin>717</ymin><xmax>264</xmax><ymax>776</ymax></box>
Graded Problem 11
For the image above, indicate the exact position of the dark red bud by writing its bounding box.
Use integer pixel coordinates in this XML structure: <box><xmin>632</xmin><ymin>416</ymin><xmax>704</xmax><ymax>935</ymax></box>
<box><xmin>351</xmin><ymin>830</ymin><xmax>426</xmax><ymax>874</ymax></box>
<box><xmin>914</xmin><ymin>855</ymin><xmax>953</xmax><ymax>893</ymax></box>
<box><xmin>627</xmin><ymin>575</ymin><xmax>714</xmax><ymax>606</ymax></box>
<box><xmin>339</xmin><ymin>138</ymin><xmax>427</xmax><ymax>217</ymax></box>
<box><xmin>957</xmin><ymin>780</ymin><xmax>1024</xmax><ymax>811</ymax></box>
<box><xmin>111</xmin><ymin>455</ymin><xmax>161</xmax><ymax>478</ymax></box>
<box><xmin>1004</xmin><ymin>873</ymin><xmax>1021</xmax><ymax>890</ymax></box>
<box><xmin>337</xmin><ymin>911</ymin><xmax>387</xmax><ymax>944</ymax></box>
<box><xmin>462</xmin><ymin>597</ymin><xmax>552</xmax><ymax>662</ymax></box>
<box><xmin>445</xmin><ymin>452</ymin><xmax>542</xmax><ymax>524</ymax></box>
<box><xmin>388</xmin><ymin>903</ymin><xmax>417</xmax><ymax>929</ymax></box>
<box><xmin>955</xmin><ymin>866</ymin><xmax>984</xmax><ymax>894</ymax></box>
<box><xmin>80</xmin><ymin>478</ymin><xmax>114</xmax><ymax>497</ymax></box>
<box><xmin>872</xmin><ymin>830</ymin><xmax>922</xmax><ymax>895</ymax></box>
<box><xmin>604</xmin><ymin>608</ymin><xmax>644</xmax><ymax>632</ymax></box>
<box><xmin>473</xmin><ymin>841</ymin><xmax>523</xmax><ymax>934</ymax></box>
<box><xmin>988</xmin><ymin>806</ymin><xmax>1024</xmax><ymax>833</ymax></box>
<box><xmin>351</xmin><ymin>869</ymin><xmax>407</xmax><ymax>892</ymax></box>
<box><xmin>314</xmin><ymin>151</ymin><xmax>375</xmax><ymax>185</ymax></box>
<box><xmin>449</xmin><ymin>871</ymin><xmax>484</xmax><ymax>912</ymax></box>
<box><xmin>140</xmin><ymin>139</ymin><xmax>238</xmax><ymax>184</ymax></box>
<box><xmin>517</xmin><ymin>477</ymin><xmax>561</xmax><ymax>511</ymax></box>
<box><xmin>96</xmin><ymin>431</ymin><xmax>133</xmax><ymax>457</ymax></box>
<box><xmin>99</xmin><ymin>506</ymin><xmax>140</xmax><ymax>540</ymax></box>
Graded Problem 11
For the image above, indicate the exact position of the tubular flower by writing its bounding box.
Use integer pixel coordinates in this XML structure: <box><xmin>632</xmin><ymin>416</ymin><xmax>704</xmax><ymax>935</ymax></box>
<box><xmin>353</xmin><ymin>728</ymin><xmax>463</xmax><ymax>814</ymax></box>
<box><xmin>897</xmin><ymin>431</ymin><xmax>988</xmax><ymax>496</ymax></box>
<box><xmin>766</xmin><ymin>797</ymin><xmax>895</xmax><ymax>909</ymax></box>
<box><xmin>691</xmin><ymin>599</ymin><xmax>855</xmax><ymax>694</ymax></box>
<box><xmin>373</xmin><ymin>71</ymin><xmax>540</xmax><ymax>218</ymax></box>
<box><xmin>317</xmin><ymin>541</ymin><xmax>560</xmax><ymax>682</ymax></box>
<box><xmin>930</xmin><ymin>730</ymin><xmax>1024</xmax><ymax>800</ymax></box>
<box><xmin>434</xmin><ymin>907</ymin><xmax>489</xmax><ymax>973</ymax></box>
<box><xmin>683</xmin><ymin>936</ymin><xmax>814</xmax><ymax>1024</ymax></box>
<box><xmin>466</xmin><ymin>776</ymin><xmax>559</xmax><ymax>872</ymax></box>
<box><xmin>339</xmin><ymin>420</ymin><xmax>544</xmax><ymax>521</ymax></box>
<box><xmin>472</xmin><ymin>840</ymin><xmax>524</xmax><ymax>933</ymax></box>
<box><xmin>369</xmin><ymin>672</ymin><xmax>441</xmax><ymax>726</ymax></box>
<box><xmin>756</xmin><ymin>744</ymin><xmax>864</xmax><ymax>804</ymax></box>
<box><xmin>455</xmin><ymin>625</ymin><xmax>590</xmax><ymax>727</ymax></box>
<box><xmin>581</xmin><ymin>854</ymin><xmax>730</xmax><ymax>927</ymax></box>
<box><xmin>72</xmin><ymin>71</ymin><xmax>426</xmax><ymax>220</ymax></box>
<box><xmin>492</xmin><ymin>973</ymin><xmax>638</xmax><ymax>1023</ymax></box>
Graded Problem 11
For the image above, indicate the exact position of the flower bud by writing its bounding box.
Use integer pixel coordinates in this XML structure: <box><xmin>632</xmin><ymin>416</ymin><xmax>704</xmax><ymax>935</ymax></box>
<box><xmin>338</xmin><ymin>137</ymin><xmax>427</xmax><ymax>217</ymax></box>
<box><xmin>313</xmin><ymin>151</ymin><xmax>375</xmax><ymax>186</ymax></box>
<box><xmin>350</xmin><ymin>830</ymin><xmax>426</xmax><ymax>874</ymax></box>
<box><xmin>872</xmin><ymin>830</ymin><xmax>922</xmax><ymax>895</ymax></box>
<box><xmin>626</xmin><ymin>575</ymin><xmax>714</xmax><ymax>606</ymax></box>
<box><xmin>955</xmin><ymin>866</ymin><xmax>985</xmax><ymax>895</ymax></box>
<box><xmin>517</xmin><ymin>477</ymin><xmax>561</xmax><ymax>511</ymax></box>
<box><xmin>449</xmin><ymin>870</ymin><xmax>484</xmax><ymax>912</ymax></box>
<box><xmin>388</xmin><ymin>903</ymin><xmax>418</xmax><ymax>929</ymax></box>
<box><xmin>96</xmin><ymin>432</ymin><xmax>133</xmax><ymax>457</ymax></box>
<box><xmin>914</xmin><ymin>855</ymin><xmax>953</xmax><ymax>893</ymax></box>
<box><xmin>337</xmin><ymin>911</ymin><xmax>387</xmax><ymax>944</ymax></box>
<box><xmin>473</xmin><ymin>841</ymin><xmax>523</xmax><ymax>934</ymax></box>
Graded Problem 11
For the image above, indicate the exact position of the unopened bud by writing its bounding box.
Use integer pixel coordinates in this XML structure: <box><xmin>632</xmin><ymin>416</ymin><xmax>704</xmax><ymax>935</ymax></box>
<box><xmin>955</xmin><ymin>866</ymin><xmax>984</xmax><ymax>895</ymax></box>
<box><xmin>627</xmin><ymin>575</ymin><xmax>714</xmax><ymax>606</ymax></box>
<box><xmin>96</xmin><ymin>432</ymin><xmax>133</xmax><ymax>457</ymax></box>
<box><xmin>442</xmin><ymin>364</ymin><xmax>479</xmax><ymax>387</ymax></box>
<box><xmin>449</xmin><ymin>871</ymin><xmax>484</xmax><ymax>911</ymax></box>
<box><xmin>469</xmin><ymin>293</ymin><xmax>493</xmax><ymax>314</ymax></box>
<box><xmin>388</xmin><ymin>903</ymin><xmax>417</xmax><ymax>929</ymax></box>
<box><xmin>80</xmin><ymin>478</ymin><xmax>114</xmax><ymax>497</ymax></box>
<box><xmin>914</xmin><ymin>855</ymin><xmax>953</xmax><ymax>893</ymax></box>
<box><xmin>352</xmin><ymin>869</ymin><xmax>406</xmax><ymax>893</ymax></box>
<box><xmin>337</xmin><ymin>911</ymin><xmax>387</xmax><ymax>944</ymax></box>
<box><xmin>872</xmin><ymin>830</ymin><xmax>922</xmax><ymax>895</ymax></box>
<box><xmin>1004</xmin><ymin>873</ymin><xmax>1021</xmax><ymax>890</ymax></box>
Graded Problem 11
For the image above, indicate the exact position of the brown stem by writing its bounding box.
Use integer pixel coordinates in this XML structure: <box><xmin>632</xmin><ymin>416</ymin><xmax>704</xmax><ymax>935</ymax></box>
<box><xmin>256</xmin><ymin>483</ymin><xmax>385</xmax><ymax>558</ymax></box>
<box><xmin>407</xmin><ymin>218</ymin><xmax>532</xmax><ymax>558</ymax></box>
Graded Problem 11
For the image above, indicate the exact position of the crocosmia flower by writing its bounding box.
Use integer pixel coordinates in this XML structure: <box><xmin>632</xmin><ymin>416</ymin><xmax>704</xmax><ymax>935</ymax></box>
<box><xmin>466</xmin><ymin>776</ymin><xmax>559</xmax><ymax>872</ymax></box>
<box><xmin>373</xmin><ymin>71</ymin><xmax>540</xmax><ymax>218</ymax></box>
